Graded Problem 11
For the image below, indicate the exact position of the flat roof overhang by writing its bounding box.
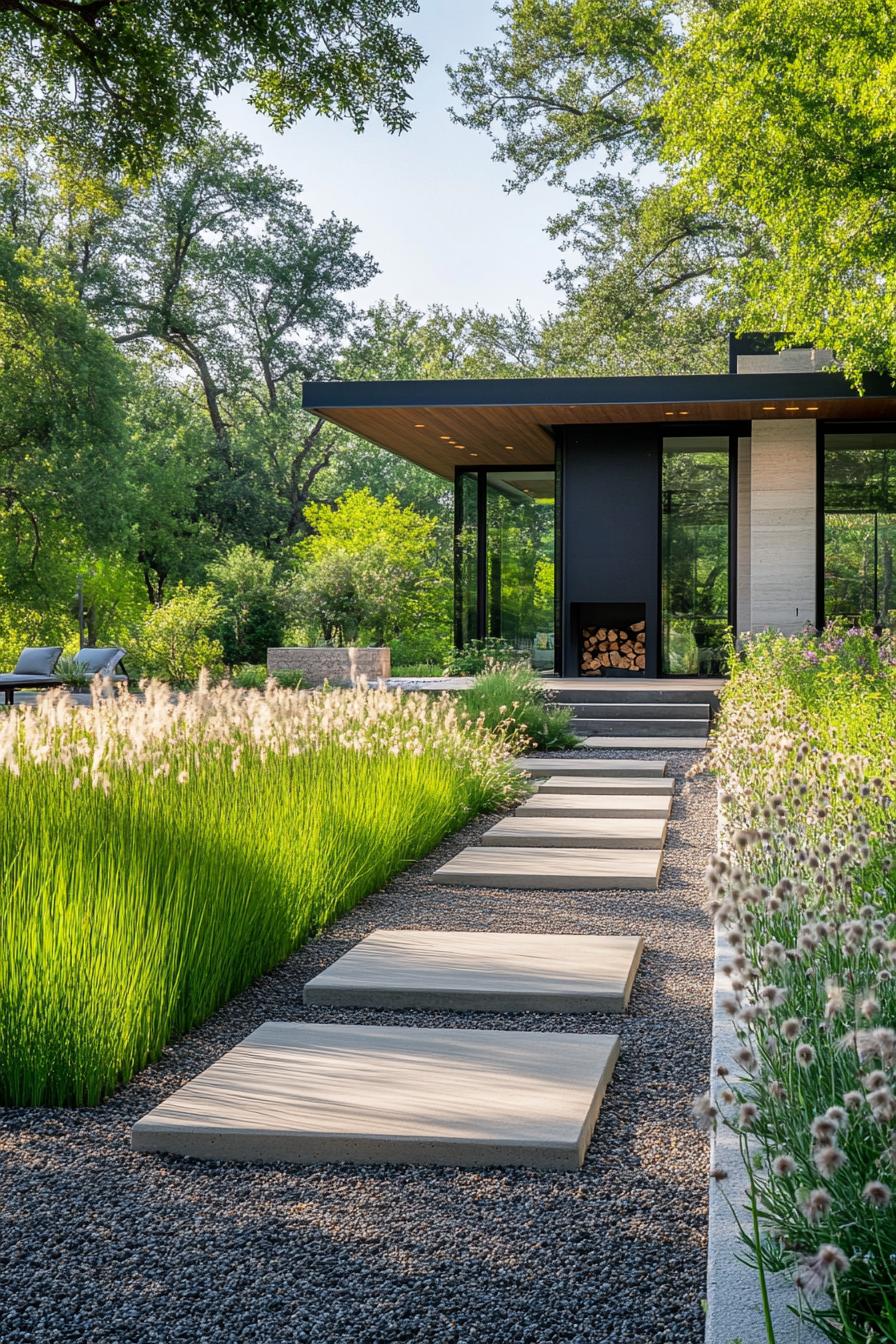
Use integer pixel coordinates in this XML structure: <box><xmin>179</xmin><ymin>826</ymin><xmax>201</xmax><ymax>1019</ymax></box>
<box><xmin>303</xmin><ymin>371</ymin><xmax>896</xmax><ymax>479</ymax></box>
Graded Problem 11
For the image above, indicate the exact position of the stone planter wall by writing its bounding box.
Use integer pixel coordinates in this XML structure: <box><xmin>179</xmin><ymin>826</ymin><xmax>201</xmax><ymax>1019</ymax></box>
<box><xmin>266</xmin><ymin>647</ymin><xmax>390</xmax><ymax>688</ymax></box>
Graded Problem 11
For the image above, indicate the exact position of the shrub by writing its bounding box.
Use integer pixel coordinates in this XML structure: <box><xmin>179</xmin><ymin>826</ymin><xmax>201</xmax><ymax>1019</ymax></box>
<box><xmin>392</xmin><ymin>663</ymin><xmax>444</xmax><ymax>678</ymax></box>
<box><xmin>391</xmin><ymin>632</ymin><xmax>451</xmax><ymax>671</ymax></box>
<box><xmin>698</xmin><ymin>625</ymin><xmax>896</xmax><ymax>1342</ymax></box>
<box><xmin>207</xmin><ymin>545</ymin><xmax>291</xmax><ymax>667</ymax></box>
<box><xmin>132</xmin><ymin>583</ymin><xmax>224</xmax><ymax>684</ymax></box>
<box><xmin>0</xmin><ymin>680</ymin><xmax>519</xmax><ymax>1106</ymax></box>
<box><xmin>460</xmin><ymin>663</ymin><xmax>578</xmax><ymax>750</ymax></box>
<box><xmin>272</xmin><ymin>668</ymin><xmax>305</xmax><ymax>690</ymax></box>
<box><xmin>443</xmin><ymin>637</ymin><xmax>527</xmax><ymax>676</ymax></box>
<box><xmin>230</xmin><ymin>663</ymin><xmax>267</xmax><ymax>689</ymax></box>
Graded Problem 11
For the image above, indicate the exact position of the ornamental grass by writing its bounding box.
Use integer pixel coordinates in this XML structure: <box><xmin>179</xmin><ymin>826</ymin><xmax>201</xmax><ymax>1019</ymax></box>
<box><xmin>0</xmin><ymin>677</ymin><xmax>520</xmax><ymax>1108</ymax></box>
<box><xmin>698</xmin><ymin>627</ymin><xmax>896</xmax><ymax>1343</ymax></box>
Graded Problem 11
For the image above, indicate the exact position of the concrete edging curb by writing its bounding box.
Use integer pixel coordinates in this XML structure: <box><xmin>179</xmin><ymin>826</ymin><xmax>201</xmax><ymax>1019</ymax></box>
<box><xmin>705</xmin><ymin>790</ymin><xmax>826</xmax><ymax>1344</ymax></box>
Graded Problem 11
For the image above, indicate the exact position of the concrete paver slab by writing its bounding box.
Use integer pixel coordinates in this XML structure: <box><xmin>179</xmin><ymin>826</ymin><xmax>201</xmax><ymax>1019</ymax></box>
<box><xmin>482</xmin><ymin>815</ymin><xmax>667</xmax><ymax>849</ymax></box>
<box><xmin>517</xmin><ymin>793</ymin><xmax>672</xmax><ymax>820</ymax></box>
<box><xmin>516</xmin><ymin>757</ymin><xmax>667</xmax><ymax>778</ymax></box>
<box><xmin>303</xmin><ymin>930</ymin><xmax>644</xmax><ymax>1013</ymax></box>
<box><xmin>579</xmin><ymin>736</ymin><xmax>706</xmax><ymax>750</ymax></box>
<box><xmin>534</xmin><ymin>776</ymin><xmax>675</xmax><ymax>796</ymax></box>
<box><xmin>433</xmin><ymin>845</ymin><xmax>662</xmax><ymax>890</ymax></box>
<box><xmin>132</xmin><ymin>1022</ymin><xmax>620</xmax><ymax>1171</ymax></box>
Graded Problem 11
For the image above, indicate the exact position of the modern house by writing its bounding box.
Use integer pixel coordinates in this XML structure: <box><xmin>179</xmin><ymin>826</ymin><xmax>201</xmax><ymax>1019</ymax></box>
<box><xmin>304</xmin><ymin>335</ymin><xmax>896</xmax><ymax>678</ymax></box>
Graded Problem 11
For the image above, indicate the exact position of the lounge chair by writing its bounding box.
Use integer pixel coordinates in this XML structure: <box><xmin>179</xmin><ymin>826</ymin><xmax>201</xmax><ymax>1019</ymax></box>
<box><xmin>0</xmin><ymin>646</ymin><xmax>63</xmax><ymax>704</ymax></box>
<box><xmin>0</xmin><ymin>646</ymin><xmax>128</xmax><ymax>705</ymax></box>
<box><xmin>69</xmin><ymin>647</ymin><xmax>129</xmax><ymax>687</ymax></box>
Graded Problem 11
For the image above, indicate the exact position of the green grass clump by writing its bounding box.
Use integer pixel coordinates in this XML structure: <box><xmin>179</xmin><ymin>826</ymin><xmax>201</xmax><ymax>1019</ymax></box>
<box><xmin>459</xmin><ymin>663</ymin><xmax>579</xmax><ymax>750</ymax></box>
<box><xmin>0</xmin><ymin>680</ymin><xmax>516</xmax><ymax>1106</ymax></box>
<box><xmin>391</xmin><ymin>663</ymin><xmax>444</xmax><ymax>678</ymax></box>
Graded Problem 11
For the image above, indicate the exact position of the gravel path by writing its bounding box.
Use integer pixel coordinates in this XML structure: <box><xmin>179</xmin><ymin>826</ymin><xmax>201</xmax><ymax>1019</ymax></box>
<box><xmin>0</xmin><ymin>749</ymin><xmax>716</xmax><ymax>1344</ymax></box>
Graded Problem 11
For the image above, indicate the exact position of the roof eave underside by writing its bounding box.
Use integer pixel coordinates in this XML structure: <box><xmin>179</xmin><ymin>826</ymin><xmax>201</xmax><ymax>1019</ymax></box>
<box><xmin>303</xmin><ymin>372</ymin><xmax>896</xmax><ymax>480</ymax></box>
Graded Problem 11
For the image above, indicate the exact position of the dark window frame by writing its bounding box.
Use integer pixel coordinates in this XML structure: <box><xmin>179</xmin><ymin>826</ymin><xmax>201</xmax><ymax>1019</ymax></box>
<box><xmin>657</xmin><ymin>425</ymin><xmax>739</xmax><ymax>678</ymax></box>
<box><xmin>453</xmin><ymin>463</ymin><xmax>559</xmax><ymax>669</ymax></box>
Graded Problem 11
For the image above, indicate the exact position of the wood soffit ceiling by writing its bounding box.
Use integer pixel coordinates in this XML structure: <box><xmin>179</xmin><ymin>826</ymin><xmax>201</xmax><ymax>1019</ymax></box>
<box><xmin>305</xmin><ymin>380</ymin><xmax>896</xmax><ymax>480</ymax></box>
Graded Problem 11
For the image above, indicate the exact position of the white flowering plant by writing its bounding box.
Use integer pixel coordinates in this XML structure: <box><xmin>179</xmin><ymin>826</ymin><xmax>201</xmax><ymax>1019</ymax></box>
<box><xmin>695</xmin><ymin>627</ymin><xmax>896</xmax><ymax>1343</ymax></box>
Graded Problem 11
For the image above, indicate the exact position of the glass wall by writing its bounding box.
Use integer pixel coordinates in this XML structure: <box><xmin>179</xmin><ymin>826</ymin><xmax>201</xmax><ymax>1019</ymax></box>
<box><xmin>455</xmin><ymin>467</ymin><xmax>556</xmax><ymax>667</ymax></box>
<box><xmin>661</xmin><ymin>437</ymin><xmax>731</xmax><ymax>675</ymax></box>
<box><xmin>824</xmin><ymin>430</ymin><xmax>896</xmax><ymax>627</ymax></box>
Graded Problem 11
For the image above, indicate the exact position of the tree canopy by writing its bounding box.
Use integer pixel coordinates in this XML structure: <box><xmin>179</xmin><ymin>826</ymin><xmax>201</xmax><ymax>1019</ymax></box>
<box><xmin>449</xmin><ymin>0</ymin><xmax>745</xmax><ymax>373</ymax></box>
<box><xmin>661</xmin><ymin>0</ymin><xmax>896</xmax><ymax>384</ymax></box>
<box><xmin>452</xmin><ymin>0</ymin><xmax>896</xmax><ymax>381</ymax></box>
<box><xmin>0</xmin><ymin>0</ymin><xmax>425</xmax><ymax>182</ymax></box>
<box><xmin>0</xmin><ymin>233</ymin><xmax>126</xmax><ymax>581</ymax></box>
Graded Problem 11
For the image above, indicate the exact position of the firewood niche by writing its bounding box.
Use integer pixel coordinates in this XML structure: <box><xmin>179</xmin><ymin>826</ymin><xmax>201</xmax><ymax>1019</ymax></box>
<box><xmin>580</xmin><ymin>620</ymin><xmax>646</xmax><ymax>674</ymax></box>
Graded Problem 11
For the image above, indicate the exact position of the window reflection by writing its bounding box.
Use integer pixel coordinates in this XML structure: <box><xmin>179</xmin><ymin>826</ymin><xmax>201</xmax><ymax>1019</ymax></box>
<box><xmin>824</xmin><ymin>432</ymin><xmax>896</xmax><ymax>627</ymax></box>
<box><xmin>661</xmin><ymin>437</ymin><xmax>730</xmax><ymax>675</ymax></box>
<box><xmin>455</xmin><ymin>468</ymin><xmax>556</xmax><ymax>669</ymax></box>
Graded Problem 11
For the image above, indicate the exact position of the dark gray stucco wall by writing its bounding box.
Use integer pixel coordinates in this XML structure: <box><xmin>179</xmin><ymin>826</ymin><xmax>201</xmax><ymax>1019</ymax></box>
<box><xmin>558</xmin><ymin>427</ymin><xmax>660</xmax><ymax>676</ymax></box>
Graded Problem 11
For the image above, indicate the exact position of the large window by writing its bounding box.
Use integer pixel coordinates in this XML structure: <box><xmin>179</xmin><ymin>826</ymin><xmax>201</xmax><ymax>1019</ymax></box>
<box><xmin>824</xmin><ymin>430</ymin><xmax>896</xmax><ymax>627</ymax></box>
<box><xmin>455</xmin><ymin>467</ymin><xmax>556</xmax><ymax>667</ymax></box>
<box><xmin>661</xmin><ymin>437</ymin><xmax>731</xmax><ymax>675</ymax></box>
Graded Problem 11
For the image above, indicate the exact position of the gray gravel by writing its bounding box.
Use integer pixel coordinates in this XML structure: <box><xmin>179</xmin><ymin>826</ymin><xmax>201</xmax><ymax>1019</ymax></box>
<box><xmin>0</xmin><ymin>747</ymin><xmax>715</xmax><ymax>1344</ymax></box>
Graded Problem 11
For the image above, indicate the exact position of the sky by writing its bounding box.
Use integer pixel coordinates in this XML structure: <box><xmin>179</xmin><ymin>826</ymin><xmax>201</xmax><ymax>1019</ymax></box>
<box><xmin>214</xmin><ymin>0</ymin><xmax>568</xmax><ymax>318</ymax></box>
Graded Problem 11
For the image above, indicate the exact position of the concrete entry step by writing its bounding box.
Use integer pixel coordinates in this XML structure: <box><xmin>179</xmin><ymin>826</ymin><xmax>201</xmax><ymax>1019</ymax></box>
<box><xmin>131</xmin><ymin>1022</ymin><xmax>620</xmax><ymax>1171</ymax></box>
<box><xmin>565</xmin><ymin>702</ymin><xmax>710</xmax><ymax>720</ymax></box>
<box><xmin>517</xmin><ymin>792</ymin><xmax>672</xmax><ymax>820</ymax></box>
<box><xmin>433</xmin><ymin>845</ymin><xmax>663</xmax><ymax>890</ymax></box>
<box><xmin>549</xmin><ymin>681</ymin><xmax>721</xmax><ymax>707</ymax></box>
<box><xmin>303</xmin><ymin>930</ymin><xmax>644</xmax><ymax>1013</ymax></box>
<box><xmin>570</xmin><ymin>717</ymin><xmax>708</xmax><ymax>737</ymax></box>
<box><xmin>579</xmin><ymin>735</ymin><xmax>706</xmax><ymax>750</ymax></box>
<box><xmin>515</xmin><ymin>757</ymin><xmax>667</xmax><ymax>778</ymax></box>
<box><xmin>481</xmin><ymin>814</ymin><xmax>667</xmax><ymax>849</ymax></box>
<box><xmin>535</xmin><ymin>775</ymin><xmax>675</xmax><ymax>796</ymax></box>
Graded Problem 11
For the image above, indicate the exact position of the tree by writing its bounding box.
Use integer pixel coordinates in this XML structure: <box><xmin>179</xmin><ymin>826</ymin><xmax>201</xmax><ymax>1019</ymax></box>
<box><xmin>294</xmin><ymin>490</ymin><xmax>450</xmax><ymax>652</ymax></box>
<box><xmin>0</xmin><ymin>233</ymin><xmax>128</xmax><ymax>591</ymax></box>
<box><xmin>86</xmin><ymin>130</ymin><xmax>378</xmax><ymax>547</ymax></box>
<box><xmin>122</xmin><ymin>364</ymin><xmax>217</xmax><ymax>604</ymax></box>
<box><xmin>448</xmin><ymin>0</ymin><xmax>752</xmax><ymax>372</ymax></box>
<box><xmin>0</xmin><ymin>0</ymin><xmax>424</xmax><ymax>183</ymax></box>
<box><xmin>207</xmin><ymin>545</ymin><xmax>292</xmax><ymax>667</ymax></box>
<box><xmin>660</xmin><ymin>0</ymin><xmax>896</xmax><ymax>385</ymax></box>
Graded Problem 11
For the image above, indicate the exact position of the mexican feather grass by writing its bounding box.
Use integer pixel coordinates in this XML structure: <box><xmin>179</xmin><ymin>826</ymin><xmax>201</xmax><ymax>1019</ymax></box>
<box><xmin>0</xmin><ymin>678</ymin><xmax>518</xmax><ymax>1107</ymax></box>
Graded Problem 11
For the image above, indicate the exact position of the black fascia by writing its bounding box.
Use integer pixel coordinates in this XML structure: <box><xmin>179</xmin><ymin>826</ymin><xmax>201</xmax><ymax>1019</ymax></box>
<box><xmin>303</xmin><ymin>370</ymin><xmax>896</xmax><ymax>413</ymax></box>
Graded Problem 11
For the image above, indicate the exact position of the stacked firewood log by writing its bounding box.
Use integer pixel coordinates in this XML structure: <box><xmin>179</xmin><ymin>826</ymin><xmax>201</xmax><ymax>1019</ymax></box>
<box><xmin>580</xmin><ymin>620</ymin><xmax>646</xmax><ymax>674</ymax></box>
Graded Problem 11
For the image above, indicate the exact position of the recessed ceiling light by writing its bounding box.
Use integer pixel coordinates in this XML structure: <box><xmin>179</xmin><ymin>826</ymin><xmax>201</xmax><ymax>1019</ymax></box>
<box><xmin>678</xmin><ymin>410</ymin><xmax>689</xmax><ymax>416</ymax></box>
<box><xmin>762</xmin><ymin>406</ymin><xmax>776</xmax><ymax>411</ymax></box>
<box><xmin>806</xmin><ymin>406</ymin><xmax>819</xmax><ymax>411</ymax></box>
<box><xmin>414</xmin><ymin>423</ymin><xmax>426</xmax><ymax>428</ymax></box>
<box><xmin>504</xmin><ymin>444</ymin><xmax>514</xmax><ymax>450</ymax></box>
<box><xmin>455</xmin><ymin>444</ymin><xmax>465</xmax><ymax>449</ymax></box>
<box><xmin>439</xmin><ymin>435</ymin><xmax>451</xmax><ymax>440</ymax></box>
<box><xmin>664</xmin><ymin>411</ymin><xmax>675</xmax><ymax>417</ymax></box>
<box><xmin>785</xmin><ymin>405</ymin><xmax>799</xmax><ymax>411</ymax></box>
<box><xmin>469</xmin><ymin>452</ymin><xmax>479</xmax><ymax>458</ymax></box>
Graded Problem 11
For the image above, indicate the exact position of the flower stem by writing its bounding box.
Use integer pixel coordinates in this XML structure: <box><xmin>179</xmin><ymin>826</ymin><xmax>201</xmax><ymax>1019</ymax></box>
<box><xmin>743</xmin><ymin>1134</ymin><xmax>777</xmax><ymax>1344</ymax></box>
